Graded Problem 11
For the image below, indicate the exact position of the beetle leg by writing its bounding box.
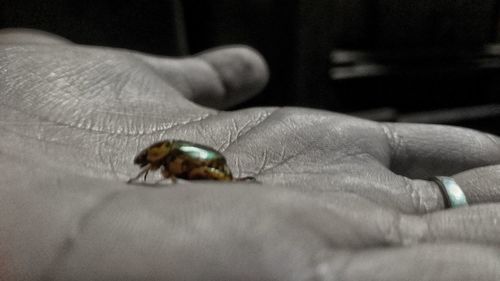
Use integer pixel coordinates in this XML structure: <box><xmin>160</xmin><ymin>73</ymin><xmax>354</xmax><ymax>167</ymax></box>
<box><xmin>127</xmin><ymin>164</ymin><xmax>151</xmax><ymax>184</ymax></box>
<box><xmin>160</xmin><ymin>168</ymin><xmax>178</xmax><ymax>184</ymax></box>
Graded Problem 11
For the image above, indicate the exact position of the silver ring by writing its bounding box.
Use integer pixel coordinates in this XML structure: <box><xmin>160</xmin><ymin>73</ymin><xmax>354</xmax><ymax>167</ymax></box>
<box><xmin>432</xmin><ymin>176</ymin><xmax>469</xmax><ymax>208</ymax></box>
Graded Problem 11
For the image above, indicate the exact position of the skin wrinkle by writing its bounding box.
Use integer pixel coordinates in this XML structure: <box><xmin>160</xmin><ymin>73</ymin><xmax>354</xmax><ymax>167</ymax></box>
<box><xmin>226</xmin><ymin>109</ymin><xmax>368</xmax><ymax>176</ymax></box>
<box><xmin>5</xmin><ymin>50</ymin><xmax>99</xmax><ymax>108</ymax></box>
<box><xmin>260</xmin><ymin>166</ymin><xmax>421</xmax><ymax>213</ymax></box>
<box><xmin>0</xmin><ymin>117</ymin><xmax>133</xmax><ymax>180</ymax></box>
<box><xmin>0</xmin><ymin>122</ymin><xmax>94</xmax><ymax>155</ymax></box>
<box><xmin>379</xmin><ymin>124</ymin><xmax>492</xmax><ymax>178</ymax></box>
<box><xmin>261</xmin><ymin>149</ymin><xmax>271</xmax><ymax>175</ymax></box>
<box><xmin>416</xmin><ymin>180</ymin><xmax>442</xmax><ymax>213</ymax></box>
<box><xmin>74</xmin><ymin>65</ymin><xmax>116</xmax><ymax>95</ymax></box>
<box><xmin>422</xmin><ymin>212</ymin><xmax>438</xmax><ymax>244</ymax></box>
<box><xmin>156</xmin><ymin>112</ymin><xmax>216</xmax><ymax>138</ymax></box>
<box><xmin>100</xmin><ymin>60</ymin><xmax>142</xmax><ymax>98</ymax></box>
<box><xmin>96</xmin><ymin>141</ymin><xmax>108</xmax><ymax>178</ymax></box>
<box><xmin>282</xmin><ymin>117</ymin><xmax>325</xmax><ymax>150</ymax></box>
<box><xmin>485</xmin><ymin>133</ymin><xmax>500</xmax><ymax>154</ymax></box>
<box><xmin>19</xmin><ymin>63</ymin><xmax>202</xmax><ymax>133</ymax></box>
<box><xmin>258</xmin><ymin>144</ymin><xmax>310</xmax><ymax>176</ymax></box>
<box><xmin>342</xmin><ymin>170</ymin><xmax>398</xmax><ymax>203</ymax></box>
<box><xmin>469</xmin><ymin>172</ymin><xmax>490</xmax><ymax>202</ymax></box>
<box><xmin>386</xmin><ymin>211</ymin><xmax>407</xmax><ymax>246</ymax></box>
<box><xmin>220</xmin><ymin>118</ymin><xmax>239</xmax><ymax>151</ymax></box>
<box><xmin>215</xmin><ymin>109</ymin><xmax>271</xmax><ymax>151</ymax></box>
<box><xmin>404</xmin><ymin>176</ymin><xmax>427</xmax><ymax>213</ymax></box>
<box><xmin>38</xmin><ymin>189</ymin><xmax>125</xmax><ymax>281</ymax></box>
<box><xmin>380</xmin><ymin>123</ymin><xmax>401</xmax><ymax>172</ymax></box>
<box><xmin>396</xmin><ymin>213</ymin><xmax>431</xmax><ymax>246</ymax></box>
<box><xmin>82</xmin><ymin>72</ymin><xmax>129</xmax><ymax>103</ymax></box>
<box><xmin>109</xmin><ymin>57</ymin><xmax>172</xmax><ymax>101</ymax></box>
<box><xmin>0</xmin><ymin>97</ymin><xmax>216</xmax><ymax>136</ymax></box>
<box><xmin>0</xmin><ymin>119</ymin><xmax>65</xmax><ymax>145</ymax></box>
<box><xmin>371</xmin><ymin>125</ymin><xmax>392</xmax><ymax>168</ymax></box>
<box><xmin>259</xmin><ymin>149</ymin><xmax>378</xmax><ymax>176</ymax></box>
<box><xmin>235</xmin><ymin>156</ymin><xmax>244</xmax><ymax>178</ymax></box>
<box><xmin>489</xmin><ymin>133</ymin><xmax>500</xmax><ymax>145</ymax></box>
<box><xmin>290</xmin><ymin>116</ymin><xmax>387</xmax><ymax>167</ymax></box>
<box><xmin>52</xmin><ymin>60</ymin><xmax>107</xmax><ymax>95</ymax></box>
<box><xmin>219</xmin><ymin>126</ymin><xmax>234</xmax><ymax>152</ymax></box>
<box><xmin>220</xmin><ymin>108</ymin><xmax>280</xmax><ymax>153</ymax></box>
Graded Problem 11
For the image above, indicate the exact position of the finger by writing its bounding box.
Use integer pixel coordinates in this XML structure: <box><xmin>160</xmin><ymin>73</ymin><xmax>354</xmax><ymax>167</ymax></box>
<box><xmin>382</xmin><ymin>123</ymin><xmax>500</xmax><ymax>179</ymax></box>
<box><xmin>0</xmin><ymin>28</ymin><xmax>72</xmax><ymax>45</ymax></box>
<box><xmin>403</xmin><ymin>164</ymin><xmax>500</xmax><ymax>214</ymax></box>
<box><xmin>312</xmin><ymin>187</ymin><xmax>500</xmax><ymax>246</ymax></box>
<box><xmin>304</xmin><ymin>179</ymin><xmax>500</xmax><ymax>247</ymax></box>
<box><xmin>413</xmin><ymin>203</ymin><xmax>500</xmax><ymax>246</ymax></box>
<box><xmin>319</xmin><ymin>243</ymin><xmax>500</xmax><ymax>281</ymax></box>
<box><xmin>194</xmin><ymin>46</ymin><xmax>269</xmax><ymax>108</ymax></box>
<box><xmin>300</xmin><ymin>164</ymin><xmax>498</xmax><ymax>214</ymax></box>
<box><xmin>138</xmin><ymin>46</ymin><xmax>269</xmax><ymax>109</ymax></box>
<box><xmin>452</xmin><ymin>164</ymin><xmax>500</xmax><ymax>204</ymax></box>
<box><xmin>381</xmin><ymin>199</ymin><xmax>500</xmax><ymax>246</ymax></box>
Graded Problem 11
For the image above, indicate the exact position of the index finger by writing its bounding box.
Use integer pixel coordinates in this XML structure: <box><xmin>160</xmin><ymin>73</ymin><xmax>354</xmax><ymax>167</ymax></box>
<box><xmin>382</xmin><ymin>123</ymin><xmax>500</xmax><ymax>179</ymax></box>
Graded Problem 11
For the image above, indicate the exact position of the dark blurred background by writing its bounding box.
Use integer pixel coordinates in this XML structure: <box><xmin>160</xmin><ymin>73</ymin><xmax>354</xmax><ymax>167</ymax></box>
<box><xmin>1</xmin><ymin>0</ymin><xmax>499</xmax><ymax>134</ymax></box>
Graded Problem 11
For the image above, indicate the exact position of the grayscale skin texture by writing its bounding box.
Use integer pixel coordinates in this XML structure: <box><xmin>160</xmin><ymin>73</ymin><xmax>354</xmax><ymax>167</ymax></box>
<box><xmin>1</xmin><ymin>28</ymin><xmax>500</xmax><ymax>281</ymax></box>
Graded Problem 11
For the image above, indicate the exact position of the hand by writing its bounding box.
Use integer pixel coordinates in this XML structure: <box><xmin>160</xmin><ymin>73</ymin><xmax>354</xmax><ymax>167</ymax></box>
<box><xmin>1</xmin><ymin>29</ymin><xmax>500</xmax><ymax>281</ymax></box>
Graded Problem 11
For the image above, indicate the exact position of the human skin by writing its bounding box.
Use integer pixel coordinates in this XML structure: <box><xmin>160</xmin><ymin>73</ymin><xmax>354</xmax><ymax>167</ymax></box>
<box><xmin>1</xmin><ymin>29</ymin><xmax>500</xmax><ymax>281</ymax></box>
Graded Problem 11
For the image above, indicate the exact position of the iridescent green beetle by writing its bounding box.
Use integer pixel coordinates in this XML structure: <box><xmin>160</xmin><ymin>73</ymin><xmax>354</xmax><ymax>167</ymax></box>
<box><xmin>127</xmin><ymin>140</ymin><xmax>253</xmax><ymax>183</ymax></box>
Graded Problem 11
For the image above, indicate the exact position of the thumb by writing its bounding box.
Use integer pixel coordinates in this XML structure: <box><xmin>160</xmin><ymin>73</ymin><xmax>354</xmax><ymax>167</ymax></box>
<box><xmin>193</xmin><ymin>46</ymin><xmax>269</xmax><ymax>109</ymax></box>
<box><xmin>140</xmin><ymin>46</ymin><xmax>269</xmax><ymax>109</ymax></box>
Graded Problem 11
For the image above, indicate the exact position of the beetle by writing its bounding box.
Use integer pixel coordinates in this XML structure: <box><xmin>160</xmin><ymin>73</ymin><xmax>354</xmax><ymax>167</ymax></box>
<box><xmin>127</xmin><ymin>140</ymin><xmax>254</xmax><ymax>184</ymax></box>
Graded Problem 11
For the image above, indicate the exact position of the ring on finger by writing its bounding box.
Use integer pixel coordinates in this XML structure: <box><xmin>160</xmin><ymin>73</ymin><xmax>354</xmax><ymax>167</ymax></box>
<box><xmin>431</xmin><ymin>176</ymin><xmax>469</xmax><ymax>209</ymax></box>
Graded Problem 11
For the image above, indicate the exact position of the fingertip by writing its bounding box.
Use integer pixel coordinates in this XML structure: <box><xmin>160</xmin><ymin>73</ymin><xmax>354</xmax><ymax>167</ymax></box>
<box><xmin>135</xmin><ymin>46</ymin><xmax>269</xmax><ymax>109</ymax></box>
<box><xmin>195</xmin><ymin>46</ymin><xmax>269</xmax><ymax>109</ymax></box>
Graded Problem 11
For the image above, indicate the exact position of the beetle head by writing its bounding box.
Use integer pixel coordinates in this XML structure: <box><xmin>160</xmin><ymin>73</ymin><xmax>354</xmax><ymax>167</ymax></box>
<box><xmin>133</xmin><ymin>149</ymin><xmax>150</xmax><ymax>167</ymax></box>
<box><xmin>134</xmin><ymin>141</ymin><xmax>173</xmax><ymax>167</ymax></box>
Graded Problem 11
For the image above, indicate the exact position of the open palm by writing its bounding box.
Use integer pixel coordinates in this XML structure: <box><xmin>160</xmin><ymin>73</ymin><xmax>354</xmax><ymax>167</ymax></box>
<box><xmin>2</xmin><ymin>30</ymin><xmax>500</xmax><ymax>281</ymax></box>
